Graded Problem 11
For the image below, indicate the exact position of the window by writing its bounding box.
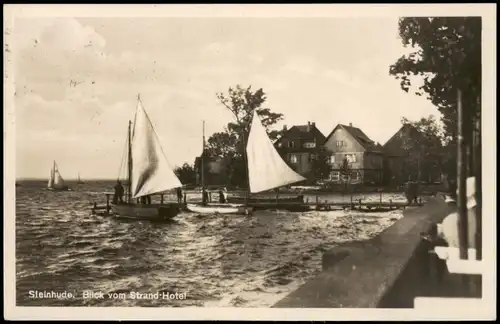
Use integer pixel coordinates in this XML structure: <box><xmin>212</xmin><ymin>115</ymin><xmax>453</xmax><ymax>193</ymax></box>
<box><xmin>330</xmin><ymin>171</ymin><xmax>340</xmax><ymax>181</ymax></box>
<box><xmin>345</xmin><ymin>154</ymin><xmax>357</xmax><ymax>163</ymax></box>
<box><xmin>329</xmin><ymin>155</ymin><xmax>336</xmax><ymax>164</ymax></box>
<box><xmin>351</xmin><ymin>171</ymin><xmax>359</xmax><ymax>182</ymax></box>
<box><xmin>336</xmin><ymin>140</ymin><xmax>346</xmax><ymax>148</ymax></box>
<box><xmin>288</xmin><ymin>141</ymin><xmax>296</xmax><ymax>148</ymax></box>
<box><xmin>303</xmin><ymin>142</ymin><xmax>316</xmax><ymax>148</ymax></box>
<box><xmin>309</xmin><ymin>154</ymin><xmax>317</xmax><ymax>162</ymax></box>
<box><xmin>290</xmin><ymin>154</ymin><xmax>298</xmax><ymax>164</ymax></box>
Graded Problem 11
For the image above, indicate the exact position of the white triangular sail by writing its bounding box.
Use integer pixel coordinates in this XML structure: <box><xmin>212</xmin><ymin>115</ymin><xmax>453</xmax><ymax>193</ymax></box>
<box><xmin>47</xmin><ymin>167</ymin><xmax>54</xmax><ymax>188</ymax></box>
<box><xmin>130</xmin><ymin>99</ymin><xmax>182</xmax><ymax>199</ymax></box>
<box><xmin>246</xmin><ymin>110</ymin><xmax>306</xmax><ymax>193</ymax></box>
<box><xmin>54</xmin><ymin>170</ymin><xmax>65</xmax><ymax>187</ymax></box>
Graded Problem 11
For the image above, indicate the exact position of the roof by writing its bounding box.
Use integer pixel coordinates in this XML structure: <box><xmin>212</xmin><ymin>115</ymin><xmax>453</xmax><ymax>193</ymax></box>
<box><xmin>382</xmin><ymin>124</ymin><xmax>424</xmax><ymax>156</ymax></box>
<box><xmin>325</xmin><ymin>124</ymin><xmax>382</xmax><ymax>152</ymax></box>
<box><xmin>278</xmin><ymin>124</ymin><xmax>326</xmax><ymax>143</ymax></box>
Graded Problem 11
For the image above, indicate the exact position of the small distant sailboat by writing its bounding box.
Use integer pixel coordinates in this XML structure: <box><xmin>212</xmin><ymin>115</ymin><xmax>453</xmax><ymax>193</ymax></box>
<box><xmin>47</xmin><ymin>161</ymin><xmax>70</xmax><ymax>191</ymax></box>
<box><xmin>186</xmin><ymin>110</ymin><xmax>306</xmax><ymax>214</ymax></box>
<box><xmin>110</xmin><ymin>94</ymin><xmax>183</xmax><ymax>221</ymax></box>
<box><xmin>77</xmin><ymin>173</ymin><xmax>84</xmax><ymax>184</ymax></box>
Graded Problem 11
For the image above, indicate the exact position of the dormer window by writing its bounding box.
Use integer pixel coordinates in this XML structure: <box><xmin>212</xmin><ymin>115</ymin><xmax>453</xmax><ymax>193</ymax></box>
<box><xmin>303</xmin><ymin>142</ymin><xmax>316</xmax><ymax>148</ymax></box>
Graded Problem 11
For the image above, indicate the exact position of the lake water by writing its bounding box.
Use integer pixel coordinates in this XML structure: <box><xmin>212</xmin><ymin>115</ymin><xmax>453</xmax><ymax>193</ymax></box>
<box><xmin>15</xmin><ymin>180</ymin><xmax>406</xmax><ymax>307</ymax></box>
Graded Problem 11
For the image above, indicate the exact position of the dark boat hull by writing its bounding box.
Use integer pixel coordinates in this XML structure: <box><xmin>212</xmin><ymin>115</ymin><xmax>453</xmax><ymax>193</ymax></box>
<box><xmin>111</xmin><ymin>203</ymin><xmax>180</xmax><ymax>220</ymax></box>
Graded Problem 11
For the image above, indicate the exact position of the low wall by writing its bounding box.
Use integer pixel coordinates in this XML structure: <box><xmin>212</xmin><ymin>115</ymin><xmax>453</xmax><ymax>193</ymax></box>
<box><xmin>273</xmin><ymin>197</ymin><xmax>459</xmax><ymax>308</ymax></box>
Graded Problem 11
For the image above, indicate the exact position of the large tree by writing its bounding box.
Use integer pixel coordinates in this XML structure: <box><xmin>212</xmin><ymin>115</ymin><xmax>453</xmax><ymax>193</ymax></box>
<box><xmin>215</xmin><ymin>85</ymin><xmax>284</xmax><ymax>152</ymax></box>
<box><xmin>205</xmin><ymin>85</ymin><xmax>285</xmax><ymax>187</ymax></box>
<box><xmin>400</xmin><ymin>115</ymin><xmax>445</xmax><ymax>182</ymax></box>
<box><xmin>389</xmin><ymin>17</ymin><xmax>481</xmax><ymax>142</ymax></box>
<box><xmin>310</xmin><ymin>147</ymin><xmax>331</xmax><ymax>183</ymax></box>
<box><xmin>174</xmin><ymin>163</ymin><xmax>197</xmax><ymax>185</ymax></box>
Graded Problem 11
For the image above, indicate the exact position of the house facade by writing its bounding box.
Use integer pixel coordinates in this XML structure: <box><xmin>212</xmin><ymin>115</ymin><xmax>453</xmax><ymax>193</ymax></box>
<box><xmin>274</xmin><ymin>121</ymin><xmax>326</xmax><ymax>179</ymax></box>
<box><xmin>383</xmin><ymin>124</ymin><xmax>442</xmax><ymax>185</ymax></box>
<box><xmin>323</xmin><ymin>123</ymin><xmax>384</xmax><ymax>185</ymax></box>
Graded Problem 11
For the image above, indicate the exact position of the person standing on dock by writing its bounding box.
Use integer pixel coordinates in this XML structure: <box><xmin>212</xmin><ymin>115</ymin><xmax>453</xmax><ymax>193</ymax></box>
<box><xmin>218</xmin><ymin>187</ymin><xmax>227</xmax><ymax>203</ymax></box>
<box><xmin>113</xmin><ymin>180</ymin><xmax>124</xmax><ymax>204</ymax></box>
<box><xmin>176</xmin><ymin>187</ymin><xmax>183</xmax><ymax>204</ymax></box>
<box><xmin>404</xmin><ymin>178</ymin><xmax>419</xmax><ymax>205</ymax></box>
<box><xmin>202</xmin><ymin>187</ymin><xmax>209</xmax><ymax>205</ymax></box>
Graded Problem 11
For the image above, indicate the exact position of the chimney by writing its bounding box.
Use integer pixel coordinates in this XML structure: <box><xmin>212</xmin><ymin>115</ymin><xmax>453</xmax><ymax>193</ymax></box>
<box><xmin>311</xmin><ymin>122</ymin><xmax>316</xmax><ymax>128</ymax></box>
<box><xmin>283</xmin><ymin>125</ymin><xmax>287</xmax><ymax>131</ymax></box>
<box><xmin>307</xmin><ymin>121</ymin><xmax>311</xmax><ymax>132</ymax></box>
<box><xmin>349</xmin><ymin>122</ymin><xmax>353</xmax><ymax>127</ymax></box>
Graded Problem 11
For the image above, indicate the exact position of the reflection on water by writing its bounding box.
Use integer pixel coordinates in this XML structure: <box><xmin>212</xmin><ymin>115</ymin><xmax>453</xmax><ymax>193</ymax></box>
<box><xmin>15</xmin><ymin>181</ymin><xmax>405</xmax><ymax>307</ymax></box>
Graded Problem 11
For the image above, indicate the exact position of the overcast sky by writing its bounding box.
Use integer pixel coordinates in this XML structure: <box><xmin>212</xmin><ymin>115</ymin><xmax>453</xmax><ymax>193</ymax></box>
<box><xmin>14</xmin><ymin>16</ymin><xmax>440</xmax><ymax>179</ymax></box>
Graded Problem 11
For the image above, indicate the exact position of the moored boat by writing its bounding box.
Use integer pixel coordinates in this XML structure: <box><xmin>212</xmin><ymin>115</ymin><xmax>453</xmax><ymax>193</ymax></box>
<box><xmin>186</xmin><ymin>203</ymin><xmax>252</xmax><ymax>215</ymax></box>
<box><xmin>108</xmin><ymin>94</ymin><xmax>184</xmax><ymax>221</ymax></box>
<box><xmin>190</xmin><ymin>110</ymin><xmax>307</xmax><ymax>214</ymax></box>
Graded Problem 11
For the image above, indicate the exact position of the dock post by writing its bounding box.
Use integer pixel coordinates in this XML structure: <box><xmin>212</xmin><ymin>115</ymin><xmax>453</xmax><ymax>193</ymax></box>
<box><xmin>358</xmin><ymin>198</ymin><xmax>362</xmax><ymax>210</ymax></box>
<box><xmin>184</xmin><ymin>193</ymin><xmax>187</xmax><ymax>205</ymax></box>
<box><xmin>160</xmin><ymin>194</ymin><xmax>164</xmax><ymax>204</ymax></box>
<box><xmin>106</xmin><ymin>194</ymin><xmax>110</xmax><ymax>214</ymax></box>
<box><xmin>389</xmin><ymin>199</ymin><xmax>392</xmax><ymax>210</ymax></box>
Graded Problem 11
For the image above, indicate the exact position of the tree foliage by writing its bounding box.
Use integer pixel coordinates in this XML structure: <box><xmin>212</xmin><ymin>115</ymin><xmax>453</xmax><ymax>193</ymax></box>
<box><xmin>215</xmin><ymin>85</ymin><xmax>284</xmax><ymax>153</ymax></box>
<box><xmin>174</xmin><ymin>163</ymin><xmax>196</xmax><ymax>185</ymax></box>
<box><xmin>400</xmin><ymin>115</ymin><xmax>445</xmax><ymax>182</ymax></box>
<box><xmin>310</xmin><ymin>148</ymin><xmax>331</xmax><ymax>182</ymax></box>
<box><xmin>203</xmin><ymin>85</ymin><xmax>285</xmax><ymax>187</ymax></box>
<box><xmin>389</xmin><ymin>17</ymin><xmax>481</xmax><ymax>141</ymax></box>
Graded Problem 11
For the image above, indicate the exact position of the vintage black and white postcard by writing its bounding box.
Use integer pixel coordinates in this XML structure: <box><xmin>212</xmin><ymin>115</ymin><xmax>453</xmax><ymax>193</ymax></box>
<box><xmin>4</xmin><ymin>3</ymin><xmax>497</xmax><ymax>321</ymax></box>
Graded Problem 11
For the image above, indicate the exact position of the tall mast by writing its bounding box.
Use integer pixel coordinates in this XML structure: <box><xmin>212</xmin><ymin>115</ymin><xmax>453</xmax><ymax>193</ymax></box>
<box><xmin>201</xmin><ymin>120</ymin><xmax>206</xmax><ymax>202</ymax></box>
<box><xmin>127</xmin><ymin>117</ymin><xmax>133</xmax><ymax>203</ymax></box>
<box><xmin>242</xmin><ymin>119</ymin><xmax>251</xmax><ymax>205</ymax></box>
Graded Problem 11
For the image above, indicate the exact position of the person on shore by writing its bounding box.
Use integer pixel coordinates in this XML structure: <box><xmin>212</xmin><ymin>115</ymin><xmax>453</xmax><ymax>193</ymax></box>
<box><xmin>113</xmin><ymin>180</ymin><xmax>124</xmax><ymax>204</ymax></box>
<box><xmin>176</xmin><ymin>187</ymin><xmax>183</xmax><ymax>204</ymax></box>
<box><xmin>404</xmin><ymin>178</ymin><xmax>420</xmax><ymax>205</ymax></box>
<box><xmin>140</xmin><ymin>195</ymin><xmax>151</xmax><ymax>204</ymax></box>
<box><xmin>218</xmin><ymin>187</ymin><xmax>227</xmax><ymax>203</ymax></box>
<box><xmin>436</xmin><ymin>176</ymin><xmax>478</xmax><ymax>251</ymax></box>
<box><xmin>202</xmin><ymin>188</ymin><xmax>209</xmax><ymax>205</ymax></box>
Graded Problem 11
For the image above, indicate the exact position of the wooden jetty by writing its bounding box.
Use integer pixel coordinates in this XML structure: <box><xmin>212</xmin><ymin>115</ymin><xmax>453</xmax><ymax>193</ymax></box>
<box><xmin>91</xmin><ymin>191</ymin><xmax>422</xmax><ymax>216</ymax></box>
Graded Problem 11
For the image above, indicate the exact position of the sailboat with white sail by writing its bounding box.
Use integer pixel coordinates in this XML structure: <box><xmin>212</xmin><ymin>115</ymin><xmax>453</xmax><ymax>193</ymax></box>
<box><xmin>186</xmin><ymin>120</ymin><xmax>252</xmax><ymax>215</ymax></box>
<box><xmin>110</xmin><ymin>94</ymin><xmax>184</xmax><ymax>221</ymax></box>
<box><xmin>186</xmin><ymin>110</ymin><xmax>306</xmax><ymax>214</ymax></box>
<box><xmin>47</xmin><ymin>161</ymin><xmax>70</xmax><ymax>191</ymax></box>
<box><xmin>77</xmin><ymin>172</ymin><xmax>84</xmax><ymax>184</ymax></box>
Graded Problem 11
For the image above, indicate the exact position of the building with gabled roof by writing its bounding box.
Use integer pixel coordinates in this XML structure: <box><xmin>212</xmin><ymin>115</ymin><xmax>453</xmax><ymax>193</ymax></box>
<box><xmin>323</xmin><ymin>123</ymin><xmax>384</xmax><ymax>185</ymax></box>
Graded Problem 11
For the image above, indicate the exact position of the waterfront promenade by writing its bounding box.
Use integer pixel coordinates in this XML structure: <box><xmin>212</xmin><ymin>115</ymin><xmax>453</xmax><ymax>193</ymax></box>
<box><xmin>272</xmin><ymin>195</ymin><xmax>471</xmax><ymax>308</ymax></box>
